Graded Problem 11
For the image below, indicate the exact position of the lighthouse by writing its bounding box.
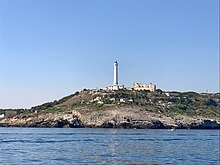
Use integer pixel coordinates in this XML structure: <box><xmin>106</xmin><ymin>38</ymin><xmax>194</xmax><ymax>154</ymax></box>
<box><xmin>106</xmin><ymin>61</ymin><xmax>124</xmax><ymax>90</ymax></box>
<box><xmin>113</xmin><ymin>61</ymin><xmax>118</xmax><ymax>85</ymax></box>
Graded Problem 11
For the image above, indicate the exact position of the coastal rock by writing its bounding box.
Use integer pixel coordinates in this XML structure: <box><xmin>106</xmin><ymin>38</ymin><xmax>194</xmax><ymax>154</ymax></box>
<box><xmin>0</xmin><ymin>107</ymin><xmax>219</xmax><ymax>129</ymax></box>
<box><xmin>69</xmin><ymin>117</ymin><xmax>84</xmax><ymax>128</ymax></box>
<box><xmin>118</xmin><ymin>121</ymin><xmax>131</xmax><ymax>129</ymax></box>
<box><xmin>53</xmin><ymin>119</ymin><xmax>69</xmax><ymax>128</ymax></box>
<box><xmin>196</xmin><ymin>120</ymin><xmax>219</xmax><ymax>129</ymax></box>
<box><xmin>1</xmin><ymin>89</ymin><xmax>219</xmax><ymax>129</ymax></box>
<box><xmin>100</xmin><ymin>121</ymin><xmax>115</xmax><ymax>128</ymax></box>
<box><xmin>151</xmin><ymin>120</ymin><xmax>166</xmax><ymax>129</ymax></box>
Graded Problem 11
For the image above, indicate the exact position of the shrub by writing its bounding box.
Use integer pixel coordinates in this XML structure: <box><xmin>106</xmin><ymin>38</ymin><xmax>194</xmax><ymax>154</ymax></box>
<box><xmin>156</xmin><ymin>89</ymin><xmax>163</xmax><ymax>94</ymax></box>
<box><xmin>205</xmin><ymin>99</ymin><xmax>217</xmax><ymax>106</ymax></box>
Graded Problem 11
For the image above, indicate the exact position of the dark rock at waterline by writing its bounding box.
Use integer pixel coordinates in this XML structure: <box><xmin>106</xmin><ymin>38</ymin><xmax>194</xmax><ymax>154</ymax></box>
<box><xmin>100</xmin><ymin>122</ymin><xmax>115</xmax><ymax>128</ymax></box>
<box><xmin>190</xmin><ymin>120</ymin><xmax>220</xmax><ymax>129</ymax></box>
<box><xmin>69</xmin><ymin>118</ymin><xmax>84</xmax><ymax>128</ymax></box>
<box><xmin>53</xmin><ymin>119</ymin><xmax>69</xmax><ymax>128</ymax></box>
<box><xmin>118</xmin><ymin>122</ymin><xmax>132</xmax><ymax>129</ymax></box>
<box><xmin>98</xmin><ymin>119</ymin><xmax>166</xmax><ymax>129</ymax></box>
<box><xmin>151</xmin><ymin>120</ymin><xmax>166</xmax><ymax>129</ymax></box>
<box><xmin>201</xmin><ymin>120</ymin><xmax>219</xmax><ymax>129</ymax></box>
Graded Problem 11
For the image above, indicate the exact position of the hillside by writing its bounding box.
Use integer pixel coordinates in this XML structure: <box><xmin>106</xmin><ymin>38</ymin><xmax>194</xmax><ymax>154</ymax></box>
<box><xmin>0</xmin><ymin>89</ymin><xmax>219</xmax><ymax>129</ymax></box>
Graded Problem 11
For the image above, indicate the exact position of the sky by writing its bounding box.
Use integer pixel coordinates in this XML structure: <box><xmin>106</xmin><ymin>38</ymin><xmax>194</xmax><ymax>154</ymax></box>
<box><xmin>0</xmin><ymin>0</ymin><xmax>219</xmax><ymax>109</ymax></box>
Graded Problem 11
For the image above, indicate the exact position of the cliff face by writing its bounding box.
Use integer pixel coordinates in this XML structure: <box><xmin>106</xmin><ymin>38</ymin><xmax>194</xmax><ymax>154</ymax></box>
<box><xmin>0</xmin><ymin>89</ymin><xmax>219</xmax><ymax>129</ymax></box>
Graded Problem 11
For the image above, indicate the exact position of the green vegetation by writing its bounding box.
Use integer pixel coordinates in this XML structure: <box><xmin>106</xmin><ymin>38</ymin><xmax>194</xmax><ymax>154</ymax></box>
<box><xmin>1</xmin><ymin>89</ymin><xmax>219</xmax><ymax>118</ymax></box>
<box><xmin>30</xmin><ymin>91</ymin><xmax>80</xmax><ymax>111</ymax></box>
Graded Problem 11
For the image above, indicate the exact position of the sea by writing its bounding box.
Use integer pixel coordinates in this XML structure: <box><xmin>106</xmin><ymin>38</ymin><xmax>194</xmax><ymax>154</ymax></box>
<box><xmin>0</xmin><ymin>128</ymin><xmax>219</xmax><ymax>165</ymax></box>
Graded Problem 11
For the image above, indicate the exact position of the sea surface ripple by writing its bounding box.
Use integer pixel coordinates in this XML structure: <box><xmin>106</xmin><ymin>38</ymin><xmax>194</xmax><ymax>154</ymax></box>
<box><xmin>0</xmin><ymin>128</ymin><xmax>219</xmax><ymax>164</ymax></box>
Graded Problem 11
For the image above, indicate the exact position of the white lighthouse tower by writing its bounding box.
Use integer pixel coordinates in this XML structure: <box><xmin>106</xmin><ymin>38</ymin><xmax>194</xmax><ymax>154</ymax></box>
<box><xmin>106</xmin><ymin>61</ymin><xmax>124</xmax><ymax>90</ymax></box>
<box><xmin>113</xmin><ymin>61</ymin><xmax>118</xmax><ymax>85</ymax></box>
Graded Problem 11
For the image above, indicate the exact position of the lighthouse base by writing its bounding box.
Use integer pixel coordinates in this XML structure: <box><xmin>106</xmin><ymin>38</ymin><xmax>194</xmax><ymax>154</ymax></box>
<box><xmin>105</xmin><ymin>85</ymin><xmax>124</xmax><ymax>90</ymax></box>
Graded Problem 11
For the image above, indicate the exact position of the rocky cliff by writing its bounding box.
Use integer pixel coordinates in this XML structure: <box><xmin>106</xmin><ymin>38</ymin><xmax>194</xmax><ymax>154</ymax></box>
<box><xmin>0</xmin><ymin>89</ymin><xmax>219</xmax><ymax>129</ymax></box>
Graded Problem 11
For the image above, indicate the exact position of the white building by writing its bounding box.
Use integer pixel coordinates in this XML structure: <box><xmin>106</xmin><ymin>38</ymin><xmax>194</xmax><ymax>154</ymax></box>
<box><xmin>106</xmin><ymin>61</ymin><xmax>124</xmax><ymax>90</ymax></box>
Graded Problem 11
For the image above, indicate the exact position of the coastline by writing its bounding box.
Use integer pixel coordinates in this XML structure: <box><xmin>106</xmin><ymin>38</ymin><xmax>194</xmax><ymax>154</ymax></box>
<box><xmin>1</xmin><ymin>110</ymin><xmax>219</xmax><ymax>129</ymax></box>
<box><xmin>1</xmin><ymin>89</ymin><xmax>219</xmax><ymax>129</ymax></box>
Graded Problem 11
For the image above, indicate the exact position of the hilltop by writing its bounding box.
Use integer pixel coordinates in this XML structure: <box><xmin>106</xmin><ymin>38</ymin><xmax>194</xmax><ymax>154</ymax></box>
<box><xmin>0</xmin><ymin>89</ymin><xmax>219</xmax><ymax>129</ymax></box>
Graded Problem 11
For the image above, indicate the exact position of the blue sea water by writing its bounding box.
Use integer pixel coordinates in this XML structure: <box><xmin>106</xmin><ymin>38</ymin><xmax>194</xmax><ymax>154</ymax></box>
<box><xmin>0</xmin><ymin>128</ymin><xmax>219</xmax><ymax>165</ymax></box>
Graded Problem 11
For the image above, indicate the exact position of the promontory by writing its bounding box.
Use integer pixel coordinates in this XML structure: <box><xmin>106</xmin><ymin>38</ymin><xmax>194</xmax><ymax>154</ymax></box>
<box><xmin>0</xmin><ymin>89</ymin><xmax>219</xmax><ymax>129</ymax></box>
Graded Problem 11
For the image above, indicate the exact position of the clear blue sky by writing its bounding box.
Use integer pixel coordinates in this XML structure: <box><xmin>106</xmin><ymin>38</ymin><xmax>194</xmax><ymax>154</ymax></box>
<box><xmin>0</xmin><ymin>0</ymin><xmax>219</xmax><ymax>109</ymax></box>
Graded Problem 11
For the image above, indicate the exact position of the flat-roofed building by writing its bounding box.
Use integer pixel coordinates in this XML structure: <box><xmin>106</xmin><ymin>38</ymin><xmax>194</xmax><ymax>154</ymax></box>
<box><xmin>133</xmin><ymin>83</ymin><xmax>156</xmax><ymax>92</ymax></box>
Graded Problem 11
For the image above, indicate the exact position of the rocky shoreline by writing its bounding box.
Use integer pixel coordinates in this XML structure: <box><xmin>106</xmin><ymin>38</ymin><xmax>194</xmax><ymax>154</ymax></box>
<box><xmin>1</xmin><ymin>90</ymin><xmax>219</xmax><ymax>129</ymax></box>
<box><xmin>0</xmin><ymin>110</ymin><xmax>219</xmax><ymax>129</ymax></box>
